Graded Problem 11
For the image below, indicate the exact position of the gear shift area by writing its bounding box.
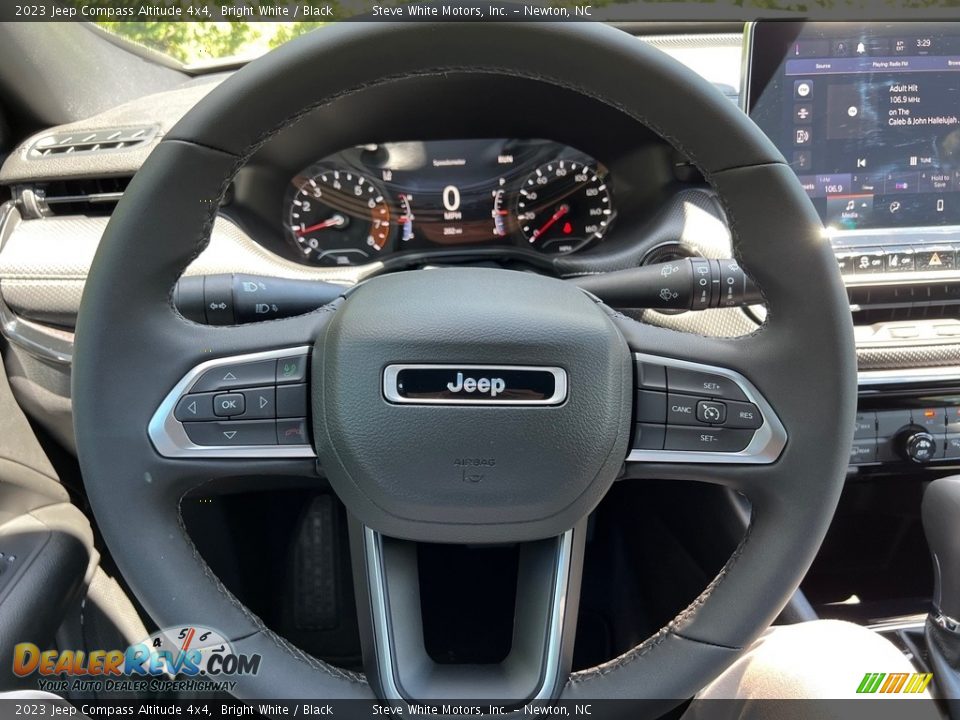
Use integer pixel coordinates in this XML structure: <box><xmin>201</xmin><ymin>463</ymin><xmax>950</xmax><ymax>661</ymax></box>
<box><xmin>924</xmin><ymin>475</ymin><xmax>960</xmax><ymax>717</ymax></box>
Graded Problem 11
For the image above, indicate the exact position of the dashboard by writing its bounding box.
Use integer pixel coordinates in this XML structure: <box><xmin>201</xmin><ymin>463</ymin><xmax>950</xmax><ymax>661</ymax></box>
<box><xmin>284</xmin><ymin>139</ymin><xmax>612</xmax><ymax>267</ymax></box>
<box><xmin>0</xmin><ymin>23</ymin><xmax>958</xmax><ymax>475</ymax></box>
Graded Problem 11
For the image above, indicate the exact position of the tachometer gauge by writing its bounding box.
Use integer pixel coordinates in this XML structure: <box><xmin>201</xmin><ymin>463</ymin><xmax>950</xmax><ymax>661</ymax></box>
<box><xmin>517</xmin><ymin>160</ymin><xmax>613</xmax><ymax>253</ymax></box>
<box><xmin>287</xmin><ymin>170</ymin><xmax>391</xmax><ymax>266</ymax></box>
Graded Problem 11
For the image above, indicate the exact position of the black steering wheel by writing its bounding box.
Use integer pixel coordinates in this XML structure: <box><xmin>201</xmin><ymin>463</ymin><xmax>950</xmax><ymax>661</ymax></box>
<box><xmin>72</xmin><ymin>21</ymin><xmax>856</xmax><ymax>712</ymax></box>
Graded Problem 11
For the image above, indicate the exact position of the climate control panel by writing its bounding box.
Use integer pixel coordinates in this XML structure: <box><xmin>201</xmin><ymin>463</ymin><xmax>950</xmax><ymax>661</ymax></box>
<box><xmin>850</xmin><ymin>404</ymin><xmax>960</xmax><ymax>466</ymax></box>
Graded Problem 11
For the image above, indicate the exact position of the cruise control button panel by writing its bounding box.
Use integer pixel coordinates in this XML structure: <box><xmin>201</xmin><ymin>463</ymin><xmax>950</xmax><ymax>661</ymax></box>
<box><xmin>627</xmin><ymin>353</ymin><xmax>786</xmax><ymax>464</ymax></box>
<box><xmin>148</xmin><ymin>347</ymin><xmax>314</xmax><ymax>458</ymax></box>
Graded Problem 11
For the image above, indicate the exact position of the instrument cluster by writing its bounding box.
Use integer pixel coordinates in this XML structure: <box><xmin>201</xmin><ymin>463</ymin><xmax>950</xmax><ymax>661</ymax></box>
<box><xmin>283</xmin><ymin>138</ymin><xmax>614</xmax><ymax>267</ymax></box>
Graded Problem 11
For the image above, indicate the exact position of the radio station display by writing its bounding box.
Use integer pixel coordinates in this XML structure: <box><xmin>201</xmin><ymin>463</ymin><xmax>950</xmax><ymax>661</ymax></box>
<box><xmin>748</xmin><ymin>22</ymin><xmax>960</xmax><ymax>230</ymax></box>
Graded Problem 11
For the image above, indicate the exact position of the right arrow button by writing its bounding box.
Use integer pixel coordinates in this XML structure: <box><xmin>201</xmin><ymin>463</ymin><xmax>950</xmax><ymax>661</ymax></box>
<box><xmin>238</xmin><ymin>387</ymin><xmax>276</xmax><ymax>419</ymax></box>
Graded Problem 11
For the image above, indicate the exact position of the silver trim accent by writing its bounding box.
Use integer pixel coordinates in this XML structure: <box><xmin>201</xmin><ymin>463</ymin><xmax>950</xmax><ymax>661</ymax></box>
<box><xmin>148</xmin><ymin>346</ymin><xmax>315</xmax><ymax>459</ymax></box>
<box><xmin>0</xmin><ymin>201</ymin><xmax>75</xmax><ymax>365</ymax></box>
<box><xmin>829</xmin><ymin>224</ymin><xmax>960</xmax><ymax>243</ymax></box>
<box><xmin>933</xmin><ymin>612</ymin><xmax>960</xmax><ymax>634</ymax></box>
<box><xmin>363</xmin><ymin>525</ymin><xmax>573</xmax><ymax>703</ymax></box>
<box><xmin>382</xmin><ymin>364</ymin><xmax>567</xmax><ymax>406</ymax></box>
<box><xmin>538</xmin><ymin>528</ymin><xmax>573</xmax><ymax>702</ymax></box>
<box><xmin>843</xmin><ymin>269</ymin><xmax>960</xmax><ymax>286</ymax></box>
<box><xmin>627</xmin><ymin>353</ymin><xmax>787</xmax><ymax>464</ymax></box>
<box><xmin>0</xmin><ymin>286</ymin><xmax>73</xmax><ymax>365</ymax></box>
<box><xmin>858</xmin><ymin>366</ymin><xmax>960</xmax><ymax>386</ymax></box>
<box><xmin>739</xmin><ymin>22</ymin><xmax>756</xmax><ymax>114</ymax></box>
<box><xmin>867</xmin><ymin>613</ymin><xmax>928</xmax><ymax>634</ymax></box>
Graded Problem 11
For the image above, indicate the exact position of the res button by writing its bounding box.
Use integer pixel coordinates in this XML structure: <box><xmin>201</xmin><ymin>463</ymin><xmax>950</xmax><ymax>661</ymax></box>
<box><xmin>723</xmin><ymin>401</ymin><xmax>763</xmax><ymax>429</ymax></box>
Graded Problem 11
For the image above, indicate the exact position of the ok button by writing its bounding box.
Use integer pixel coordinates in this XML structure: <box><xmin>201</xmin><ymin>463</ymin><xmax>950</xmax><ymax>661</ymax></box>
<box><xmin>214</xmin><ymin>393</ymin><xmax>245</xmax><ymax>417</ymax></box>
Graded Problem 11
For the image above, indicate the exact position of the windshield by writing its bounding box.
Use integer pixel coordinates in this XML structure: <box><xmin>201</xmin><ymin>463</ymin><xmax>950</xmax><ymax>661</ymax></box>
<box><xmin>97</xmin><ymin>21</ymin><xmax>328</xmax><ymax>65</ymax></box>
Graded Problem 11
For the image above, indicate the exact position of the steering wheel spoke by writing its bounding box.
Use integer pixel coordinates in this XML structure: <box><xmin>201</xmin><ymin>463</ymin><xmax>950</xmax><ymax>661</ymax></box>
<box><xmin>612</xmin><ymin>318</ymin><xmax>791</xmax><ymax>494</ymax></box>
<box><xmin>149</xmin><ymin>342</ymin><xmax>315</xmax><ymax>460</ymax></box>
<box><xmin>352</xmin><ymin>520</ymin><xmax>586</xmax><ymax>704</ymax></box>
<box><xmin>138</xmin><ymin>309</ymin><xmax>338</xmax><ymax>496</ymax></box>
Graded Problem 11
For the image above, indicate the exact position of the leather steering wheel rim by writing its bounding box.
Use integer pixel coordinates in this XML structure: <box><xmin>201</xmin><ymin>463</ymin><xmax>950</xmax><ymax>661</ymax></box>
<box><xmin>72</xmin><ymin>21</ymin><xmax>856</xmax><ymax>710</ymax></box>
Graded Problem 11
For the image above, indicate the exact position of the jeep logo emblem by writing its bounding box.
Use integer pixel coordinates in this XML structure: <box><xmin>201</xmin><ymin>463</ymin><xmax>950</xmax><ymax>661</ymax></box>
<box><xmin>446</xmin><ymin>372</ymin><xmax>506</xmax><ymax>397</ymax></box>
<box><xmin>383</xmin><ymin>365</ymin><xmax>567</xmax><ymax>406</ymax></box>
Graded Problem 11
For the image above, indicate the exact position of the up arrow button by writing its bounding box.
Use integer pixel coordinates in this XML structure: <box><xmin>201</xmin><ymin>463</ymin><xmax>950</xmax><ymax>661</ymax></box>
<box><xmin>192</xmin><ymin>359</ymin><xmax>277</xmax><ymax>392</ymax></box>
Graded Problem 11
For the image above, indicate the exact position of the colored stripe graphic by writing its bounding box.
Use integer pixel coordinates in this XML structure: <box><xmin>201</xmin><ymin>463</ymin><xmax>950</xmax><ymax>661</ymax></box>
<box><xmin>856</xmin><ymin>672</ymin><xmax>932</xmax><ymax>694</ymax></box>
<box><xmin>856</xmin><ymin>673</ymin><xmax>885</xmax><ymax>693</ymax></box>
<box><xmin>880</xmin><ymin>673</ymin><xmax>909</xmax><ymax>693</ymax></box>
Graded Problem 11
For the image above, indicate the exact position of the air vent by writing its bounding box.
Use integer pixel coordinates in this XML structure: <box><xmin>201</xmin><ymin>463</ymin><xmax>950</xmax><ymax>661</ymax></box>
<box><xmin>14</xmin><ymin>177</ymin><xmax>131</xmax><ymax>218</ymax></box>
<box><xmin>28</xmin><ymin>126</ymin><xmax>157</xmax><ymax>158</ymax></box>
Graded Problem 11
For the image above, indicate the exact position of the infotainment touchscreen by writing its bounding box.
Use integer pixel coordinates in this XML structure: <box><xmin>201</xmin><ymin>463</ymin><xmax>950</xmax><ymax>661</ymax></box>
<box><xmin>747</xmin><ymin>22</ymin><xmax>960</xmax><ymax>231</ymax></box>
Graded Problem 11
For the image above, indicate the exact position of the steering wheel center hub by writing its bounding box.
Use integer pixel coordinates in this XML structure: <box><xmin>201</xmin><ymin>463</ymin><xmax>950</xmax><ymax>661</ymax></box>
<box><xmin>312</xmin><ymin>267</ymin><xmax>633</xmax><ymax>542</ymax></box>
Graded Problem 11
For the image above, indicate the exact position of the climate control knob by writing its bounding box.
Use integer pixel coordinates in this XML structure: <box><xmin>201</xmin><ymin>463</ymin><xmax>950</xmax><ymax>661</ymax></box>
<box><xmin>901</xmin><ymin>430</ymin><xmax>938</xmax><ymax>464</ymax></box>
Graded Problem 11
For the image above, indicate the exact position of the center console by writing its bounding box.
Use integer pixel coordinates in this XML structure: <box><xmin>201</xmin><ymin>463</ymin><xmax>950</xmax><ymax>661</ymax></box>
<box><xmin>746</xmin><ymin>21</ymin><xmax>960</xmax><ymax>472</ymax></box>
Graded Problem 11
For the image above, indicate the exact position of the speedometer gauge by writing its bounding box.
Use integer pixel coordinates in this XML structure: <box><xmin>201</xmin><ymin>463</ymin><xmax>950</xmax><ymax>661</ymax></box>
<box><xmin>517</xmin><ymin>161</ymin><xmax>613</xmax><ymax>253</ymax></box>
<box><xmin>287</xmin><ymin>170</ymin><xmax>391</xmax><ymax>266</ymax></box>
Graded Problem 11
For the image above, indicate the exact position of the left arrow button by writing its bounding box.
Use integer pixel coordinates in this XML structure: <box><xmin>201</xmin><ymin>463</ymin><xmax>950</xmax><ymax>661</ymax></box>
<box><xmin>174</xmin><ymin>393</ymin><xmax>217</xmax><ymax>422</ymax></box>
